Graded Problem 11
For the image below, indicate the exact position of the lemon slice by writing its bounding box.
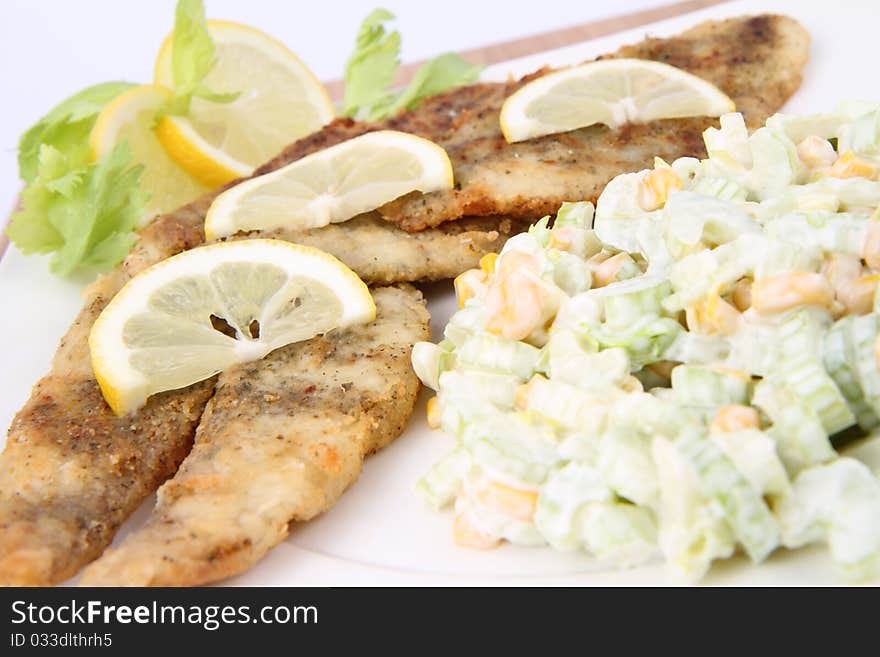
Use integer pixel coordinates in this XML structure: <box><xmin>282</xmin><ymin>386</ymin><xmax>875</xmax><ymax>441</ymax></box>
<box><xmin>89</xmin><ymin>239</ymin><xmax>374</xmax><ymax>415</ymax></box>
<box><xmin>90</xmin><ymin>85</ymin><xmax>209</xmax><ymax>223</ymax></box>
<box><xmin>154</xmin><ymin>20</ymin><xmax>336</xmax><ymax>187</ymax></box>
<box><xmin>500</xmin><ymin>58</ymin><xmax>735</xmax><ymax>143</ymax></box>
<box><xmin>204</xmin><ymin>130</ymin><xmax>454</xmax><ymax>240</ymax></box>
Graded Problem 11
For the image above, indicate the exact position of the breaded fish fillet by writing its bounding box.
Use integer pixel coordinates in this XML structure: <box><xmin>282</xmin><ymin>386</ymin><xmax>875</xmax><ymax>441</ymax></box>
<box><xmin>0</xmin><ymin>13</ymin><xmax>807</xmax><ymax>586</ymax></box>
<box><xmin>257</xmin><ymin>214</ymin><xmax>528</xmax><ymax>285</ymax></box>
<box><xmin>0</xmin><ymin>110</ymin><xmax>520</xmax><ymax>588</ymax></box>
<box><xmin>0</xmin><ymin>274</ymin><xmax>212</xmax><ymax>586</ymax></box>
<box><xmin>0</xmin><ymin>201</ymin><xmax>503</xmax><ymax>586</ymax></box>
<box><xmin>380</xmin><ymin>14</ymin><xmax>810</xmax><ymax>231</ymax></box>
<box><xmin>80</xmin><ymin>285</ymin><xmax>429</xmax><ymax>586</ymax></box>
<box><xmin>257</xmin><ymin>14</ymin><xmax>809</xmax><ymax>233</ymax></box>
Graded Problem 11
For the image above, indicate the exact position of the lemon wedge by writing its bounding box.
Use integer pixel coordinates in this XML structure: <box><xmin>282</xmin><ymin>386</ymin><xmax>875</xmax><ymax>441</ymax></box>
<box><xmin>89</xmin><ymin>84</ymin><xmax>209</xmax><ymax>223</ymax></box>
<box><xmin>89</xmin><ymin>239</ymin><xmax>374</xmax><ymax>415</ymax></box>
<box><xmin>500</xmin><ymin>58</ymin><xmax>735</xmax><ymax>143</ymax></box>
<box><xmin>154</xmin><ymin>20</ymin><xmax>336</xmax><ymax>187</ymax></box>
<box><xmin>204</xmin><ymin>130</ymin><xmax>454</xmax><ymax>240</ymax></box>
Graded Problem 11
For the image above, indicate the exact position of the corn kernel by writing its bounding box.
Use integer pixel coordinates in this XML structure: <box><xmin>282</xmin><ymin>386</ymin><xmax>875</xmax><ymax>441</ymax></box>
<box><xmin>796</xmin><ymin>135</ymin><xmax>837</xmax><ymax>169</ymax></box>
<box><xmin>638</xmin><ymin>167</ymin><xmax>682</xmax><ymax>211</ymax></box>
<box><xmin>479</xmin><ymin>252</ymin><xmax>498</xmax><ymax>275</ymax></box>
<box><xmin>830</xmin><ymin>150</ymin><xmax>880</xmax><ymax>180</ymax></box>
<box><xmin>821</xmin><ymin>254</ymin><xmax>863</xmax><ymax>317</ymax></box>
<box><xmin>477</xmin><ymin>482</ymin><xmax>539</xmax><ymax>522</ymax></box>
<box><xmin>453</xmin><ymin>269</ymin><xmax>486</xmax><ymax>308</ymax></box>
<box><xmin>484</xmin><ymin>271</ymin><xmax>543</xmax><ymax>340</ymax></box>
<box><xmin>823</xmin><ymin>253</ymin><xmax>862</xmax><ymax>289</ymax></box>
<box><xmin>548</xmin><ymin>225</ymin><xmax>584</xmax><ymax>254</ymax></box>
<box><xmin>710</xmin><ymin>404</ymin><xmax>761</xmax><ymax>434</ymax></box>
<box><xmin>685</xmin><ymin>295</ymin><xmax>741</xmax><ymax>335</ymax></box>
<box><xmin>864</xmin><ymin>220</ymin><xmax>880</xmax><ymax>271</ymax></box>
<box><xmin>497</xmin><ymin>250</ymin><xmax>540</xmax><ymax>277</ymax></box>
<box><xmin>837</xmin><ymin>274</ymin><xmax>880</xmax><ymax>316</ymax></box>
<box><xmin>592</xmin><ymin>252</ymin><xmax>636</xmax><ymax>288</ymax></box>
<box><xmin>426</xmin><ymin>396</ymin><xmax>442</xmax><ymax>429</ymax></box>
<box><xmin>587</xmin><ymin>251</ymin><xmax>612</xmax><ymax>266</ymax></box>
<box><xmin>514</xmin><ymin>375</ymin><xmax>542</xmax><ymax>411</ymax></box>
<box><xmin>452</xmin><ymin>513</ymin><xmax>500</xmax><ymax>549</ymax></box>
<box><xmin>751</xmin><ymin>272</ymin><xmax>834</xmax><ymax>315</ymax></box>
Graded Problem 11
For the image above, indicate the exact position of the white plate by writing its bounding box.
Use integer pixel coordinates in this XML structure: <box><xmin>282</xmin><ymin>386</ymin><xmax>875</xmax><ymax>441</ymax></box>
<box><xmin>2</xmin><ymin>0</ymin><xmax>879</xmax><ymax>586</ymax></box>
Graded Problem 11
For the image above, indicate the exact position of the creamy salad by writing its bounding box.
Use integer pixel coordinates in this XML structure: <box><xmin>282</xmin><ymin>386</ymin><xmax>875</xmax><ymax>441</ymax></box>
<box><xmin>412</xmin><ymin>103</ymin><xmax>880</xmax><ymax>582</ymax></box>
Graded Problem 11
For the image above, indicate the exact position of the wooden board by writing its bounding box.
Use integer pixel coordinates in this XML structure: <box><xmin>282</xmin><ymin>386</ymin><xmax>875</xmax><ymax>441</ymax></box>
<box><xmin>0</xmin><ymin>0</ymin><xmax>724</xmax><ymax>262</ymax></box>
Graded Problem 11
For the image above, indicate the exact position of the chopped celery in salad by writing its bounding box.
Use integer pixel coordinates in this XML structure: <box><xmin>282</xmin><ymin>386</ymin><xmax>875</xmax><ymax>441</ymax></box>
<box><xmin>412</xmin><ymin>102</ymin><xmax>880</xmax><ymax>583</ymax></box>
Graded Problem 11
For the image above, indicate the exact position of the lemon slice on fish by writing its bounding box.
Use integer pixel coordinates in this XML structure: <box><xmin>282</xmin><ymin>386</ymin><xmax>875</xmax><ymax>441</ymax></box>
<box><xmin>90</xmin><ymin>239</ymin><xmax>374</xmax><ymax>415</ymax></box>
<box><xmin>499</xmin><ymin>58</ymin><xmax>735</xmax><ymax>143</ymax></box>
<box><xmin>90</xmin><ymin>84</ymin><xmax>209</xmax><ymax>223</ymax></box>
<box><xmin>154</xmin><ymin>20</ymin><xmax>336</xmax><ymax>188</ymax></box>
<box><xmin>203</xmin><ymin>130</ymin><xmax>454</xmax><ymax>240</ymax></box>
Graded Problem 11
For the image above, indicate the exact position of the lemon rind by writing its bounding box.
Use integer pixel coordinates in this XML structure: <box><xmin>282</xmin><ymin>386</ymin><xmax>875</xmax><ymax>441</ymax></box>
<box><xmin>500</xmin><ymin>58</ymin><xmax>736</xmax><ymax>143</ymax></box>
<box><xmin>204</xmin><ymin>130</ymin><xmax>455</xmax><ymax>240</ymax></box>
<box><xmin>153</xmin><ymin>19</ymin><xmax>336</xmax><ymax>186</ymax></box>
<box><xmin>90</xmin><ymin>239</ymin><xmax>374</xmax><ymax>416</ymax></box>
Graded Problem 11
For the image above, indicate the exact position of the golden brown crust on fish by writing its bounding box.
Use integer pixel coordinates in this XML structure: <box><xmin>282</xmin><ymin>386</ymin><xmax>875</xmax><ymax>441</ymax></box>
<box><xmin>0</xmin><ymin>322</ymin><xmax>214</xmax><ymax>586</ymax></box>
<box><xmin>126</xmin><ymin>199</ymin><xmax>525</xmax><ymax>286</ymax></box>
<box><xmin>375</xmin><ymin>14</ymin><xmax>810</xmax><ymax>231</ymax></box>
<box><xmin>113</xmin><ymin>15</ymin><xmax>811</xmax><ymax>257</ymax></box>
<box><xmin>612</xmin><ymin>14</ymin><xmax>810</xmax><ymax>128</ymax></box>
<box><xmin>252</xmin><ymin>214</ymin><xmax>528</xmax><ymax>284</ymax></box>
<box><xmin>0</xmin><ymin>14</ymin><xmax>808</xmax><ymax>586</ymax></box>
<box><xmin>257</xmin><ymin>15</ymin><xmax>809</xmax><ymax>234</ymax></box>
<box><xmin>0</xmin><ymin>381</ymin><xmax>212</xmax><ymax>586</ymax></box>
<box><xmin>79</xmin><ymin>285</ymin><xmax>429</xmax><ymax>586</ymax></box>
<box><xmin>0</xmin><ymin>188</ymin><xmax>222</xmax><ymax>586</ymax></box>
<box><xmin>0</xmin><ymin>108</ymin><xmax>515</xmax><ymax>587</ymax></box>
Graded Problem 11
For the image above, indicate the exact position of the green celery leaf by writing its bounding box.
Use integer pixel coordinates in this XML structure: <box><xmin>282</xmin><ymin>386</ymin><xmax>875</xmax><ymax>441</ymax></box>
<box><xmin>167</xmin><ymin>0</ymin><xmax>239</xmax><ymax>116</ymax></box>
<box><xmin>79</xmin><ymin>231</ymin><xmax>138</xmax><ymax>272</ymax></box>
<box><xmin>342</xmin><ymin>10</ymin><xmax>482</xmax><ymax>121</ymax></box>
<box><xmin>342</xmin><ymin>8</ymin><xmax>401</xmax><ymax>120</ymax></box>
<box><xmin>6</xmin><ymin>143</ymin><xmax>146</xmax><ymax>277</ymax></box>
<box><xmin>17</xmin><ymin>81</ymin><xmax>135</xmax><ymax>183</ymax></box>
<box><xmin>7</xmin><ymin>146</ymin><xmax>75</xmax><ymax>255</ymax></box>
<box><xmin>386</xmin><ymin>53</ymin><xmax>482</xmax><ymax>115</ymax></box>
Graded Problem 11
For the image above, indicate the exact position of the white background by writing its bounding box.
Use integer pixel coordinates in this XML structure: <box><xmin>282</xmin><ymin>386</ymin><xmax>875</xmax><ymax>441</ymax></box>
<box><xmin>0</xmin><ymin>0</ymin><xmax>665</xmax><ymax>220</ymax></box>
<box><xmin>4</xmin><ymin>0</ymin><xmax>880</xmax><ymax>585</ymax></box>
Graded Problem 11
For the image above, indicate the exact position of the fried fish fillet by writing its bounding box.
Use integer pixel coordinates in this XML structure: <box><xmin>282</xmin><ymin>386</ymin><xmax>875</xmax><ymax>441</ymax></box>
<box><xmin>0</xmin><ymin>205</ymin><xmax>212</xmax><ymax>586</ymax></box>
<box><xmin>0</xmin><ymin>201</ymin><xmax>504</xmax><ymax>586</ymax></box>
<box><xmin>1</xmin><ymin>13</ymin><xmax>807</xmax><ymax>586</ymax></box>
<box><xmin>259</xmin><ymin>214</ymin><xmax>527</xmax><ymax>285</ymax></box>
<box><xmin>256</xmin><ymin>14</ymin><xmax>809</xmax><ymax>233</ymax></box>
<box><xmin>0</xmin><ymin>90</ymin><xmax>521</xmax><ymax>588</ymax></box>
<box><xmin>381</xmin><ymin>14</ymin><xmax>810</xmax><ymax>231</ymax></box>
<box><xmin>79</xmin><ymin>285</ymin><xmax>429</xmax><ymax>586</ymax></box>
